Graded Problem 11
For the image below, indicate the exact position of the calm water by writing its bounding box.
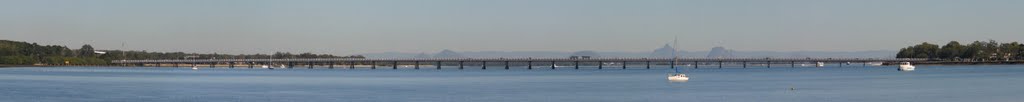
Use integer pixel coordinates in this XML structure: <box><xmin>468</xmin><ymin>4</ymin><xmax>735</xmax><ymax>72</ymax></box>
<box><xmin>1</xmin><ymin>65</ymin><xmax>1023</xmax><ymax>102</ymax></box>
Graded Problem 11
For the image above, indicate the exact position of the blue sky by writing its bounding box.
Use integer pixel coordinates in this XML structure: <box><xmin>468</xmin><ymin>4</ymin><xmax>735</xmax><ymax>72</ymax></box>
<box><xmin>1</xmin><ymin>0</ymin><xmax>1022</xmax><ymax>55</ymax></box>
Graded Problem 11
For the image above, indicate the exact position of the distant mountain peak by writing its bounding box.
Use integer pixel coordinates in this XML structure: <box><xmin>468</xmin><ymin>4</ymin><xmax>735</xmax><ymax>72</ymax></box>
<box><xmin>706</xmin><ymin>46</ymin><xmax>734</xmax><ymax>58</ymax></box>
<box><xmin>414</xmin><ymin>53</ymin><xmax>431</xmax><ymax>58</ymax></box>
<box><xmin>434</xmin><ymin>49</ymin><xmax>464</xmax><ymax>58</ymax></box>
<box><xmin>651</xmin><ymin>43</ymin><xmax>678</xmax><ymax>58</ymax></box>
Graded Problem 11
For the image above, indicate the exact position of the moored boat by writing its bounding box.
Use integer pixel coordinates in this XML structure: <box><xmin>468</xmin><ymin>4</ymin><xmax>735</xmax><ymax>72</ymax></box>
<box><xmin>898</xmin><ymin>62</ymin><xmax>915</xmax><ymax>71</ymax></box>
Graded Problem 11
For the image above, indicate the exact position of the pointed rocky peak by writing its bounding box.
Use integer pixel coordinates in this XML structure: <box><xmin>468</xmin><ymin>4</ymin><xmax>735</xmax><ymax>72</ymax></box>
<box><xmin>434</xmin><ymin>49</ymin><xmax>464</xmax><ymax>58</ymax></box>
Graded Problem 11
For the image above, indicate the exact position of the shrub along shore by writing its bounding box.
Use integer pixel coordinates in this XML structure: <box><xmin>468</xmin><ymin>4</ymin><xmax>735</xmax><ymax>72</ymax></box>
<box><xmin>0</xmin><ymin>39</ymin><xmax>363</xmax><ymax>66</ymax></box>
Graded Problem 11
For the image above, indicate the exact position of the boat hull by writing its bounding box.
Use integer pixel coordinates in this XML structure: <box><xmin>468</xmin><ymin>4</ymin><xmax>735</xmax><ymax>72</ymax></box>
<box><xmin>668</xmin><ymin>76</ymin><xmax>689</xmax><ymax>81</ymax></box>
<box><xmin>899</xmin><ymin>65</ymin><xmax>915</xmax><ymax>71</ymax></box>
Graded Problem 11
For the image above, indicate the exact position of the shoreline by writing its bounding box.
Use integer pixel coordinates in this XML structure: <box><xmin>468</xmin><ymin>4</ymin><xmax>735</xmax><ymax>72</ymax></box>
<box><xmin>5</xmin><ymin>61</ymin><xmax>1024</xmax><ymax>68</ymax></box>
<box><xmin>913</xmin><ymin>61</ymin><xmax>1024</xmax><ymax>65</ymax></box>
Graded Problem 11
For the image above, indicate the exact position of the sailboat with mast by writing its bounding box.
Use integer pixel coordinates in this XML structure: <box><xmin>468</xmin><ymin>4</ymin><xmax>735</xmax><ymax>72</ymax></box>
<box><xmin>667</xmin><ymin>37</ymin><xmax>689</xmax><ymax>81</ymax></box>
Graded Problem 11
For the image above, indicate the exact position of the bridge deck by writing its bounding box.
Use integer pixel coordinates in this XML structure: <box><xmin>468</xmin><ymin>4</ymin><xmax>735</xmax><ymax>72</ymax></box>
<box><xmin>113</xmin><ymin>58</ymin><xmax>927</xmax><ymax>63</ymax></box>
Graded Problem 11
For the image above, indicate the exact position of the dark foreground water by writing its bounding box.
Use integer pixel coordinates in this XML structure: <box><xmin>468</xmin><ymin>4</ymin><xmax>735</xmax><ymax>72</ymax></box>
<box><xmin>1</xmin><ymin>65</ymin><xmax>1023</xmax><ymax>102</ymax></box>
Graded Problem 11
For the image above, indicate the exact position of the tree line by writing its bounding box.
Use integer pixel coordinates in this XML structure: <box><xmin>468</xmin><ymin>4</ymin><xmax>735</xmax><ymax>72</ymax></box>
<box><xmin>897</xmin><ymin>40</ymin><xmax>1023</xmax><ymax>61</ymax></box>
<box><xmin>0</xmin><ymin>40</ymin><xmax>364</xmax><ymax>65</ymax></box>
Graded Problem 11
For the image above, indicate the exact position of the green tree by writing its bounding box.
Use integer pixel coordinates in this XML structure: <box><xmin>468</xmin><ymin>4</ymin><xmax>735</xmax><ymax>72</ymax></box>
<box><xmin>938</xmin><ymin>41</ymin><xmax>964</xmax><ymax>59</ymax></box>
<box><xmin>78</xmin><ymin>44</ymin><xmax>95</xmax><ymax>57</ymax></box>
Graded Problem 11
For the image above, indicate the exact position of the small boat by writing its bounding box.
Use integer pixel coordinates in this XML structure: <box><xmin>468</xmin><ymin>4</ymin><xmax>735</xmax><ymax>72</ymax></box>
<box><xmin>191</xmin><ymin>66</ymin><xmax>199</xmax><ymax>70</ymax></box>
<box><xmin>898</xmin><ymin>62</ymin><xmax>915</xmax><ymax>71</ymax></box>
<box><xmin>280</xmin><ymin>65</ymin><xmax>287</xmax><ymax>68</ymax></box>
<box><xmin>668</xmin><ymin>73</ymin><xmax>689</xmax><ymax>81</ymax></box>
<box><xmin>866</xmin><ymin>62</ymin><xmax>884</xmax><ymax>66</ymax></box>
<box><xmin>666</xmin><ymin>37</ymin><xmax>689</xmax><ymax>82</ymax></box>
<box><xmin>815</xmin><ymin>62</ymin><xmax>825</xmax><ymax>67</ymax></box>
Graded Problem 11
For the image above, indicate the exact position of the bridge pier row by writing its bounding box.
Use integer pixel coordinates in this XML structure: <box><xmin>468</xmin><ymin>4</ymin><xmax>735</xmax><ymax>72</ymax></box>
<box><xmin>229</xmin><ymin>62</ymin><xmax>234</xmax><ymax>68</ymax></box>
<box><xmin>371</xmin><ymin>61</ymin><xmax>376</xmax><ymax>69</ymax></box>
<box><xmin>459</xmin><ymin>61</ymin><xmax>464</xmax><ymax>70</ymax></box>
<box><xmin>436</xmin><ymin>61</ymin><xmax>441</xmax><ymax>69</ymax></box>
<box><xmin>414</xmin><ymin>61</ymin><xmax>420</xmax><ymax>69</ymax></box>
<box><xmin>598</xmin><ymin>61</ymin><xmax>603</xmax><ymax>69</ymax></box>
<box><xmin>287</xmin><ymin>62</ymin><xmax>294</xmax><ymax>68</ymax></box>
<box><xmin>767</xmin><ymin>61</ymin><xmax>771</xmax><ymax>68</ymax></box>
<box><xmin>838</xmin><ymin>62</ymin><xmax>842</xmax><ymax>67</ymax></box>
<box><xmin>527</xmin><ymin>61</ymin><xmax>533</xmax><ymax>70</ymax></box>
<box><xmin>209</xmin><ymin>62</ymin><xmax>215</xmax><ymax>68</ymax></box>
<box><xmin>504</xmin><ymin>61</ymin><xmax>509</xmax><ymax>70</ymax></box>
<box><xmin>862</xmin><ymin>61</ymin><xmax>866</xmax><ymax>67</ymax></box>
<box><xmin>328</xmin><ymin>62</ymin><xmax>334</xmax><ymax>69</ymax></box>
<box><xmin>308</xmin><ymin>62</ymin><xmax>314</xmax><ymax>69</ymax></box>
<box><xmin>392</xmin><ymin>61</ymin><xmax>397</xmax><ymax>70</ymax></box>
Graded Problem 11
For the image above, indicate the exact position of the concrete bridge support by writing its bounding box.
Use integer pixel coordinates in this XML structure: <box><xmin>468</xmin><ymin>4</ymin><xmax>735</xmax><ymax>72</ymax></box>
<box><xmin>527</xmin><ymin>61</ymin><xmax>533</xmax><ymax>70</ymax></box>
<box><xmin>646</xmin><ymin>61</ymin><xmax>651</xmax><ymax>69</ymax></box>
<box><xmin>551</xmin><ymin>61</ymin><xmax>556</xmax><ymax>69</ymax></box>
<box><xmin>574</xmin><ymin>61</ymin><xmax>579</xmax><ymax>69</ymax></box>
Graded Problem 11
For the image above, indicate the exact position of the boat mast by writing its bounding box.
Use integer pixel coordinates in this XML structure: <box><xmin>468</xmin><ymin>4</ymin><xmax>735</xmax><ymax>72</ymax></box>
<box><xmin>673</xmin><ymin>36</ymin><xmax>680</xmax><ymax>73</ymax></box>
<box><xmin>121</xmin><ymin>42</ymin><xmax>126</xmax><ymax>61</ymax></box>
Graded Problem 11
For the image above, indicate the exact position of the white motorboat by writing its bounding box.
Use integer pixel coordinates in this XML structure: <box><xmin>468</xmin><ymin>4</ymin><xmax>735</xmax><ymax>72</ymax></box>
<box><xmin>261</xmin><ymin>65</ymin><xmax>270</xmax><ymax>68</ymax></box>
<box><xmin>815</xmin><ymin>62</ymin><xmax>825</xmax><ymax>67</ymax></box>
<box><xmin>668</xmin><ymin>73</ymin><xmax>689</xmax><ymax>81</ymax></box>
<box><xmin>191</xmin><ymin>66</ymin><xmax>199</xmax><ymax>70</ymax></box>
<box><xmin>898</xmin><ymin>62</ymin><xmax>915</xmax><ymax>71</ymax></box>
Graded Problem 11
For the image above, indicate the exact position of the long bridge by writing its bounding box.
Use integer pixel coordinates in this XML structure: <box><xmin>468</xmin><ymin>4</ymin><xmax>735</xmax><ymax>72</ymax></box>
<box><xmin>111</xmin><ymin>58</ymin><xmax>927</xmax><ymax>69</ymax></box>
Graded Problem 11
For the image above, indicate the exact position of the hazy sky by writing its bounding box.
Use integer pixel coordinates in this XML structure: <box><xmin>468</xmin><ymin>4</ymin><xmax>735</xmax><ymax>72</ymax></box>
<box><xmin>2</xmin><ymin>0</ymin><xmax>1022</xmax><ymax>55</ymax></box>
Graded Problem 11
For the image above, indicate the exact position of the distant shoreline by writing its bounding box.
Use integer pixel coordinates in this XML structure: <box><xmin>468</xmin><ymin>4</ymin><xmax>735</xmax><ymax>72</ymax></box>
<box><xmin>6</xmin><ymin>60</ymin><xmax>1024</xmax><ymax>67</ymax></box>
<box><xmin>0</xmin><ymin>65</ymin><xmax>112</xmax><ymax>68</ymax></box>
<box><xmin>912</xmin><ymin>61</ymin><xmax>1024</xmax><ymax>65</ymax></box>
